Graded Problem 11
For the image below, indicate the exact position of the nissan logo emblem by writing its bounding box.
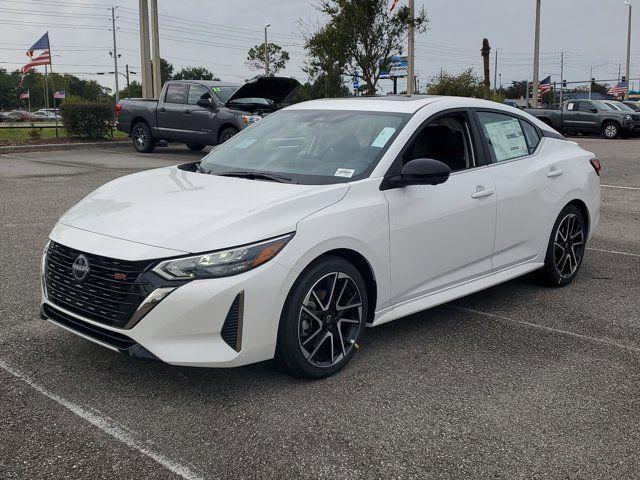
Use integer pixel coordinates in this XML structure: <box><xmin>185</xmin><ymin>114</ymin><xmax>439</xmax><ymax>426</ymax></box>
<box><xmin>72</xmin><ymin>254</ymin><xmax>90</xmax><ymax>281</ymax></box>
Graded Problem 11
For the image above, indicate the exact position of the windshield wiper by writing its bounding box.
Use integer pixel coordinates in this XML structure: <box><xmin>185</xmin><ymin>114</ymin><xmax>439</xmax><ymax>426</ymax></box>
<box><xmin>195</xmin><ymin>162</ymin><xmax>208</xmax><ymax>174</ymax></box>
<box><xmin>216</xmin><ymin>170</ymin><xmax>293</xmax><ymax>183</ymax></box>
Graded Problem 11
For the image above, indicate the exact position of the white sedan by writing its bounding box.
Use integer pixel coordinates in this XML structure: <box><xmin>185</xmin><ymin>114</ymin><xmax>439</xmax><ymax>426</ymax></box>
<box><xmin>41</xmin><ymin>96</ymin><xmax>601</xmax><ymax>378</ymax></box>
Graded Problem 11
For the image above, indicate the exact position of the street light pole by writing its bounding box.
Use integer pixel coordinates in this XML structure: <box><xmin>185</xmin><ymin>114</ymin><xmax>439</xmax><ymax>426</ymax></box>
<box><xmin>407</xmin><ymin>0</ymin><xmax>415</xmax><ymax>95</ymax></box>
<box><xmin>625</xmin><ymin>1</ymin><xmax>632</xmax><ymax>99</ymax></box>
<box><xmin>532</xmin><ymin>0</ymin><xmax>541</xmax><ymax>107</ymax></box>
<box><xmin>111</xmin><ymin>6</ymin><xmax>119</xmax><ymax>104</ymax></box>
<box><xmin>494</xmin><ymin>48</ymin><xmax>498</xmax><ymax>94</ymax></box>
<box><xmin>264</xmin><ymin>24</ymin><xmax>270</xmax><ymax>77</ymax></box>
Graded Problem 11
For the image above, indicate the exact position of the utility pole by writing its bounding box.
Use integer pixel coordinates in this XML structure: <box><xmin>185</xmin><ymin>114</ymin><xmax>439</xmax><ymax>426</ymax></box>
<box><xmin>111</xmin><ymin>7</ymin><xmax>120</xmax><ymax>104</ymax></box>
<box><xmin>559</xmin><ymin>51</ymin><xmax>564</xmax><ymax>105</ymax></box>
<box><xmin>126</xmin><ymin>64</ymin><xmax>131</xmax><ymax>98</ymax></box>
<box><xmin>150</xmin><ymin>0</ymin><xmax>161</xmax><ymax>98</ymax></box>
<box><xmin>264</xmin><ymin>24</ymin><xmax>270</xmax><ymax>77</ymax></box>
<box><xmin>493</xmin><ymin>48</ymin><xmax>498</xmax><ymax>93</ymax></box>
<box><xmin>532</xmin><ymin>0</ymin><xmax>542</xmax><ymax>108</ymax></box>
<box><xmin>138</xmin><ymin>0</ymin><xmax>152</xmax><ymax>99</ymax></box>
<box><xmin>407</xmin><ymin>0</ymin><xmax>415</xmax><ymax>95</ymax></box>
<box><xmin>625</xmin><ymin>1</ymin><xmax>632</xmax><ymax>99</ymax></box>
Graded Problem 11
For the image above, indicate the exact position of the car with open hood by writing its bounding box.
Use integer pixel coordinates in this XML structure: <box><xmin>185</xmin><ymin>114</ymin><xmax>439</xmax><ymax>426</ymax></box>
<box><xmin>116</xmin><ymin>76</ymin><xmax>299</xmax><ymax>153</ymax></box>
<box><xmin>42</xmin><ymin>96</ymin><xmax>601</xmax><ymax>378</ymax></box>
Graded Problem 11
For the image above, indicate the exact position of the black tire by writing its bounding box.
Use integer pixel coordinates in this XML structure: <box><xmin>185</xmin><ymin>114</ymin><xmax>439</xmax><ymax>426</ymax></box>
<box><xmin>219</xmin><ymin>127</ymin><xmax>238</xmax><ymax>144</ymax></box>
<box><xmin>539</xmin><ymin>205</ymin><xmax>587</xmax><ymax>287</ymax></box>
<box><xmin>186</xmin><ymin>143</ymin><xmax>205</xmax><ymax>152</ymax></box>
<box><xmin>132</xmin><ymin>121</ymin><xmax>156</xmax><ymax>153</ymax></box>
<box><xmin>276</xmin><ymin>256</ymin><xmax>368</xmax><ymax>379</ymax></box>
<box><xmin>602</xmin><ymin>122</ymin><xmax>620</xmax><ymax>139</ymax></box>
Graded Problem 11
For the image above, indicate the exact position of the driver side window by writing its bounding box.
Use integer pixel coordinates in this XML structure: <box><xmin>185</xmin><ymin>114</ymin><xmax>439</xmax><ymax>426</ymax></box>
<box><xmin>402</xmin><ymin>113</ymin><xmax>475</xmax><ymax>172</ymax></box>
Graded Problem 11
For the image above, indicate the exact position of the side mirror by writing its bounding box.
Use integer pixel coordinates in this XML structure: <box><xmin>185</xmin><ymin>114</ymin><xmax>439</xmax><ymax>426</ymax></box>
<box><xmin>384</xmin><ymin>158</ymin><xmax>451</xmax><ymax>188</ymax></box>
<box><xmin>197</xmin><ymin>97</ymin><xmax>214</xmax><ymax>109</ymax></box>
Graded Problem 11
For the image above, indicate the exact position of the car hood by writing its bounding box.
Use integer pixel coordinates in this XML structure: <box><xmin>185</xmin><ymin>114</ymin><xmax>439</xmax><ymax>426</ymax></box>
<box><xmin>59</xmin><ymin>166</ymin><xmax>349</xmax><ymax>254</ymax></box>
<box><xmin>226</xmin><ymin>77</ymin><xmax>299</xmax><ymax>106</ymax></box>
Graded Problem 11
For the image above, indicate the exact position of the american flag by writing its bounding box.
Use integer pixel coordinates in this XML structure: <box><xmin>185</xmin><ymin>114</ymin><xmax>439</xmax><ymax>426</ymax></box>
<box><xmin>390</xmin><ymin>0</ymin><xmax>400</xmax><ymax>11</ymax></box>
<box><xmin>21</xmin><ymin>50</ymin><xmax>51</xmax><ymax>74</ymax></box>
<box><xmin>19</xmin><ymin>91</ymin><xmax>29</xmax><ymax>100</ymax></box>
<box><xmin>607</xmin><ymin>81</ymin><xmax>629</xmax><ymax>98</ymax></box>
<box><xmin>26</xmin><ymin>32</ymin><xmax>50</xmax><ymax>57</ymax></box>
<box><xmin>538</xmin><ymin>75</ymin><xmax>552</xmax><ymax>95</ymax></box>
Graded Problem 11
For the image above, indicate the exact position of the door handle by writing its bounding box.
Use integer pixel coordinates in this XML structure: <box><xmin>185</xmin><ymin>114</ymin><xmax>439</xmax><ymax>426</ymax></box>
<box><xmin>547</xmin><ymin>168</ymin><xmax>564</xmax><ymax>178</ymax></box>
<box><xmin>471</xmin><ymin>187</ymin><xmax>495</xmax><ymax>199</ymax></box>
<box><xmin>184</xmin><ymin>109</ymin><xmax>191</xmax><ymax>114</ymax></box>
<box><xmin>159</xmin><ymin>107</ymin><xmax>166</xmax><ymax>112</ymax></box>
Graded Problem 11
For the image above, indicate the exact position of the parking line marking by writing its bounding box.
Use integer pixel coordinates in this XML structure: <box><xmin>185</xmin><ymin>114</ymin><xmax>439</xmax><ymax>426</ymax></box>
<box><xmin>601</xmin><ymin>184</ymin><xmax>640</xmax><ymax>191</ymax></box>
<box><xmin>0</xmin><ymin>154</ymin><xmax>132</xmax><ymax>173</ymax></box>
<box><xmin>587</xmin><ymin>247</ymin><xmax>640</xmax><ymax>258</ymax></box>
<box><xmin>449</xmin><ymin>305</ymin><xmax>640</xmax><ymax>355</ymax></box>
<box><xmin>0</xmin><ymin>359</ymin><xmax>205</xmax><ymax>480</ymax></box>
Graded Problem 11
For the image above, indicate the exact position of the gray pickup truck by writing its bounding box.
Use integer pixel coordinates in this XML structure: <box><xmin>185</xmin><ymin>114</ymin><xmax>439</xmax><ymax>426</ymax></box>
<box><xmin>116</xmin><ymin>77</ymin><xmax>299</xmax><ymax>153</ymax></box>
<box><xmin>526</xmin><ymin>99</ymin><xmax>640</xmax><ymax>139</ymax></box>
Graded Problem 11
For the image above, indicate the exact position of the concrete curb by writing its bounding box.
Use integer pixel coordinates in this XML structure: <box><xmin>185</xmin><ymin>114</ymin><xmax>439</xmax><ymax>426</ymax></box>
<box><xmin>0</xmin><ymin>140</ymin><xmax>130</xmax><ymax>155</ymax></box>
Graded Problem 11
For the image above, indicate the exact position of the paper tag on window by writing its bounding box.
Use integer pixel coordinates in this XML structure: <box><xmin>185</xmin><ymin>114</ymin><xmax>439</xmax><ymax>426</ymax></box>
<box><xmin>334</xmin><ymin>168</ymin><xmax>355</xmax><ymax>178</ymax></box>
<box><xmin>371</xmin><ymin>127</ymin><xmax>396</xmax><ymax>148</ymax></box>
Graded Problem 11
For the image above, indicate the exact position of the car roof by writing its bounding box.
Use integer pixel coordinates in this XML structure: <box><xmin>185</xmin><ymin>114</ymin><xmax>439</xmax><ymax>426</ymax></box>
<box><xmin>286</xmin><ymin>95</ymin><xmax>523</xmax><ymax>114</ymax></box>
<box><xmin>168</xmin><ymin>80</ymin><xmax>239</xmax><ymax>88</ymax></box>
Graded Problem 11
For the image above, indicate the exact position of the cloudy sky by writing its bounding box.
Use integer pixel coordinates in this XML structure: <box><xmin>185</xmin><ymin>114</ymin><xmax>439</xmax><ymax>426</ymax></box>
<box><xmin>0</xmin><ymin>0</ymin><xmax>637</xmax><ymax>93</ymax></box>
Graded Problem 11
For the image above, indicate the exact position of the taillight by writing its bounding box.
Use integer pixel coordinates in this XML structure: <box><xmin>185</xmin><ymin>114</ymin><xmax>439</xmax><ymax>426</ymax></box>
<box><xmin>589</xmin><ymin>158</ymin><xmax>601</xmax><ymax>176</ymax></box>
<box><xmin>115</xmin><ymin>103</ymin><xmax>123</xmax><ymax>117</ymax></box>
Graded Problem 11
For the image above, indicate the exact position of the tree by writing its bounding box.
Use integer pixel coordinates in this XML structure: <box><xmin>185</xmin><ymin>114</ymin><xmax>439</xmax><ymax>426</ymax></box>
<box><xmin>246</xmin><ymin>43</ymin><xmax>290</xmax><ymax>75</ymax></box>
<box><xmin>305</xmin><ymin>0</ymin><xmax>428</xmax><ymax>96</ymax></box>
<box><xmin>172</xmin><ymin>66</ymin><xmax>220</xmax><ymax>81</ymax></box>
<box><xmin>160</xmin><ymin>58</ymin><xmax>174</xmax><ymax>85</ymax></box>
<box><xmin>426</xmin><ymin>68</ymin><xmax>483</xmax><ymax>98</ymax></box>
<box><xmin>504</xmin><ymin>80</ymin><xmax>528</xmax><ymax>99</ymax></box>
<box><xmin>481</xmin><ymin>38</ymin><xmax>491</xmax><ymax>100</ymax></box>
<box><xmin>119</xmin><ymin>80</ymin><xmax>142</xmax><ymax>99</ymax></box>
<box><xmin>293</xmin><ymin>73</ymin><xmax>349</xmax><ymax>102</ymax></box>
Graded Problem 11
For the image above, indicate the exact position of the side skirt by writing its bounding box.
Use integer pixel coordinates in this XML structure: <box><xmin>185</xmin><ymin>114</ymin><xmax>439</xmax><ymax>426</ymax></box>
<box><xmin>371</xmin><ymin>261</ymin><xmax>544</xmax><ymax>327</ymax></box>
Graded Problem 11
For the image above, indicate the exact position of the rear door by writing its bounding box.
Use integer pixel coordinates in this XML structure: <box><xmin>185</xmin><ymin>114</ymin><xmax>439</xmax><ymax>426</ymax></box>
<box><xmin>477</xmin><ymin>110</ymin><xmax>568</xmax><ymax>269</ymax></box>
<box><xmin>562</xmin><ymin>101</ymin><xmax>581</xmax><ymax>129</ymax></box>
<box><xmin>157</xmin><ymin>83</ymin><xmax>190</xmax><ymax>141</ymax></box>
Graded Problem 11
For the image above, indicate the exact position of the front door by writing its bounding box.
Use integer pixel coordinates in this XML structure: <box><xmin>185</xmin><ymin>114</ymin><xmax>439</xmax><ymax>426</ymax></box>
<box><xmin>157</xmin><ymin>83</ymin><xmax>190</xmax><ymax>142</ymax></box>
<box><xmin>384</xmin><ymin>111</ymin><xmax>497</xmax><ymax>306</ymax></box>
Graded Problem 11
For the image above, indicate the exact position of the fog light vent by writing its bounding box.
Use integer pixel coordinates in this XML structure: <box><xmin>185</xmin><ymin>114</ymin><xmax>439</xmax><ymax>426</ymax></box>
<box><xmin>221</xmin><ymin>292</ymin><xmax>244</xmax><ymax>352</ymax></box>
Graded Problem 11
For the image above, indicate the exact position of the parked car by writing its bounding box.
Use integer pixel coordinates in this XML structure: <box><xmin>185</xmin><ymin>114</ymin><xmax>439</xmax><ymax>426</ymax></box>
<box><xmin>32</xmin><ymin>110</ymin><xmax>61</xmax><ymax>121</ymax></box>
<box><xmin>116</xmin><ymin>77</ymin><xmax>299</xmax><ymax>153</ymax></box>
<box><xmin>527</xmin><ymin>99</ymin><xmax>640</xmax><ymax>138</ymax></box>
<box><xmin>41</xmin><ymin>96</ymin><xmax>601</xmax><ymax>378</ymax></box>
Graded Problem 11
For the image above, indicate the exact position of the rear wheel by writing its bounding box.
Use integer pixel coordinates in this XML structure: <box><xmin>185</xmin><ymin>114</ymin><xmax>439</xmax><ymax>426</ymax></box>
<box><xmin>186</xmin><ymin>143</ymin><xmax>205</xmax><ymax>152</ymax></box>
<box><xmin>276</xmin><ymin>256</ymin><xmax>368</xmax><ymax>379</ymax></box>
<box><xmin>602</xmin><ymin>122</ymin><xmax>620</xmax><ymax>139</ymax></box>
<box><xmin>132</xmin><ymin>121</ymin><xmax>156</xmax><ymax>153</ymax></box>
<box><xmin>539</xmin><ymin>205</ymin><xmax>586</xmax><ymax>287</ymax></box>
<box><xmin>219</xmin><ymin>127</ymin><xmax>238</xmax><ymax>144</ymax></box>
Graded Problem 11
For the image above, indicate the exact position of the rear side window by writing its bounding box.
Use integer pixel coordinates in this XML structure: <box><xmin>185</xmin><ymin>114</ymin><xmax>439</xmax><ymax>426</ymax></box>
<box><xmin>579</xmin><ymin>102</ymin><xmax>595</xmax><ymax>112</ymax></box>
<box><xmin>520</xmin><ymin>120</ymin><xmax>541</xmax><ymax>153</ymax></box>
<box><xmin>165</xmin><ymin>84</ymin><xmax>188</xmax><ymax>104</ymax></box>
<box><xmin>477</xmin><ymin>112</ymin><xmax>529</xmax><ymax>162</ymax></box>
<box><xmin>567</xmin><ymin>102</ymin><xmax>576</xmax><ymax>111</ymax></box>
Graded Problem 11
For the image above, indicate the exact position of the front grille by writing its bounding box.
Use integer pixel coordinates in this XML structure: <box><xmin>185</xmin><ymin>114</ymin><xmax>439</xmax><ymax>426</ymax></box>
<box><xmin>43</xmin><ymin>303</ymin><xmax>136</xmax><ymax>350</ymax></box>
<box><xmin>44</xmin><ymin>241</ymin><xmax>155</xmax><ymax>329</ymax></box>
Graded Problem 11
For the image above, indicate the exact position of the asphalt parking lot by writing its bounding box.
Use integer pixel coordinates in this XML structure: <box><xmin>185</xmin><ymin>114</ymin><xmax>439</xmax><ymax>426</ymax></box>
<box><xmin>1</xmin><ymin>137</ymin><xmax>639</xmax><ymax>479</ymax></box>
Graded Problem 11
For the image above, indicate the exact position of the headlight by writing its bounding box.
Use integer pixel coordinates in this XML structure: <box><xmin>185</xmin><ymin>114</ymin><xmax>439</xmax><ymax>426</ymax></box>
<box><xmin>152</xmin><ymin>233</ymin><xmax>293</xmax><ymax>280</ymax></box>
<box><xmin>242</xmin><ymin>114</ymin><xmax>262</xmax><ymax>125</ymax></box>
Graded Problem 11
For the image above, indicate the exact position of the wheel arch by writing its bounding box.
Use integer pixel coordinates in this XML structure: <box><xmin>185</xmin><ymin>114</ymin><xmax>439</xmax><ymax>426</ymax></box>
<box><xmin>565</xmin><ymin>198</ymin><xmax>590</xmax><ymax>237</ymax></box>
<box><xmin>600</xmin><ymin>117</ymin><xmax>621</xmax><ymax>128</ymax></box>
<box><xmin>217</xmin><ymin>123</ymin><xmax>239</xmax><ymax>142</ymax></box>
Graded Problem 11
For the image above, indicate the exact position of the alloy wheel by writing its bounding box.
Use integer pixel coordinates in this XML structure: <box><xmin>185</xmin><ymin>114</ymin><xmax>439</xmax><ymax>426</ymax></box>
<box><xmin>604</xmin><ymin>124</ymin><xmax>618</xmax><ymax>139</ymax></box>
<box><xmin>134</xmin><ymin>126</ymin><xmax>147</xmax><ymax>148</ymax></box>
<box><xmin>298</xmin><ymin>272</ymin><xmax>363</xmax><ymax>368</ymax></box>
<box><xmin>553</xmin><ymin>213</ymin><xmax>584</xmax><ymax>278</ymax></box>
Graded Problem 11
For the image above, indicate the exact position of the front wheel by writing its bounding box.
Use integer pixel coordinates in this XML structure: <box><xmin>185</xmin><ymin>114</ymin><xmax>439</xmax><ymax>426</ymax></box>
<box><xmin>276</xmin><ymin>257</ymin><xmax>368</xmax><ymax>379</ymax></box>
<box><xmin>219</xmin><ymin>127</ymin><xmax>238</xmax><ymax>144</ymax></box>
<box><xmin>539</xmin><ymin>205</ymin><xmax>587</xmax><ymax>287</ymax></box>
<box><xmin>132</xmin><ymin>122</ymin><xmax>156</xmax><ymax>153</ymax></box>
<box><xmin>186</xmin><ymin>143</ymin><xmax>205</xmax><ymax>152</ymax></box>
<box><xmin>602</xmin><ymin>122</ymin><xmax>620</xmax><ymax>139</ymax></box>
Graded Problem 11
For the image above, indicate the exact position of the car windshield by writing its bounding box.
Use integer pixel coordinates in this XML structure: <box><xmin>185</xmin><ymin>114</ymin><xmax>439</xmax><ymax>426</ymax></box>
<box><xmin>200</xmin><ymin>109</ymin><xmax>410</xmax><ymax>184</ymax></box>
<box><xmin>594</xmin><ymin>101</ymin><xmax>615</xmax><ymax>111</ymax></box>
<box><xmin>212</xmin><ymin>86</ymin><xmax>239</xmax><ymax>103</ymax></box>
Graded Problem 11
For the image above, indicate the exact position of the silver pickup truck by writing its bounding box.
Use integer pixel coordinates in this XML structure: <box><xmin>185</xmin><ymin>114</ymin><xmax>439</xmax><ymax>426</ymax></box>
<box><xmin>526</xmin><ymin>99</ymin><xmax>640</xmax><ymax>139</ymax></box>
<box><xmin>116</xmin><ymin>77</ymin><xmax>299</xmax><ymax>153</ymax></box>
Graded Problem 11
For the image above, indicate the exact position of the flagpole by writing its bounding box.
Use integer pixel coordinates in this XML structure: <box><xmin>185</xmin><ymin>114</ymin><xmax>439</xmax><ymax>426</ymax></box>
<box><xmin>47</xmin><ymin>34</ymin><xmax>59</xmax><ymax>138</ymax></box>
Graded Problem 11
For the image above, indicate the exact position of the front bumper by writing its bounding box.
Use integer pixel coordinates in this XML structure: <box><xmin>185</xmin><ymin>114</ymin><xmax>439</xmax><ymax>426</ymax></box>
<box><xmin>42</xmin><ymin>232</ymin><xmax>298</xmax><ymax>368</ymax></box>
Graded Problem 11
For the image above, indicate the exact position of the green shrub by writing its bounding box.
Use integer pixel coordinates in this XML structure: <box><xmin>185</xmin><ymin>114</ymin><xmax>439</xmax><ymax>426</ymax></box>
<box><xmin>60</xmin><ymin>96</ymin><xmax>113</xmax><ymax>139</ymax></box>
<box><xmin>28</xmin><ymin>127</ymin><xmax>42</xmax><ymax>141</ymax></box>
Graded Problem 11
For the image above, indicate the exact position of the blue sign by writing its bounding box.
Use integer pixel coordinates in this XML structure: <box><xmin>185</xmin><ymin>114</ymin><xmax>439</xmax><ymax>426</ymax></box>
<box><xmin>380</xmin><ymin>55</ymin><xmax>408</xmax><ymax>79</ymax></box>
